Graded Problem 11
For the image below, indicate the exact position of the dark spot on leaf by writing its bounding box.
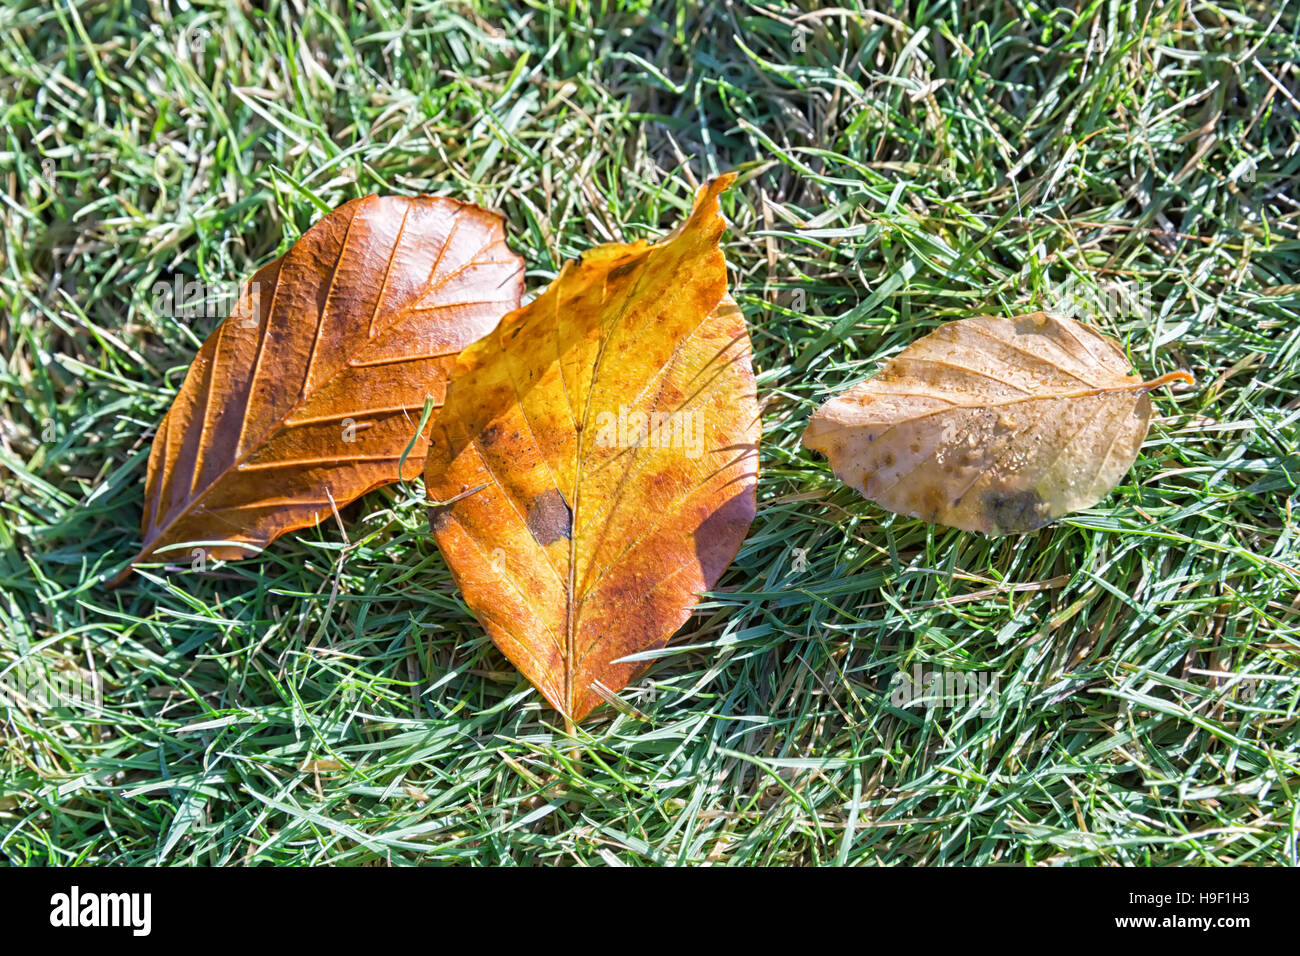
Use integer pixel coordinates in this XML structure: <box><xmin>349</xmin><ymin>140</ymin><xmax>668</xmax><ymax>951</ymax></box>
<box><xmin>694</xmin><ymin>491</ymin><xmax>756</xmax><ymax>584</ymax></box>
<box><xmin>428</xmin><ymin>506</ymin><xmax>453</xmax><ymax>533</ymax></box>
<box><xmin>982</xmin><ymin>489</ymin><xmax>1049</xmax><ymax>534</ymax></box>
<box><xmin>527</xmin><ymin>488</ymin><xmax>571</xmax><ymax>545</ymax></box>
<box><xmin>909</xmin><ymin>484</ymin><xmax>945</xmax><ymax>521</ymax></box>
<box><xmin>609</xmin><ymin>253</ymin><xmax>647</xmax><ymax>280</ymax></box>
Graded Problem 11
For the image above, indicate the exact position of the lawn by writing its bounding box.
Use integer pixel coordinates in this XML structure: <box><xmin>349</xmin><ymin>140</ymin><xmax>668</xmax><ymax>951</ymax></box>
<box><xmin>1</xmin><ymin>0</ymin><xmax>1297</xmax><ymax>865</ymax></box>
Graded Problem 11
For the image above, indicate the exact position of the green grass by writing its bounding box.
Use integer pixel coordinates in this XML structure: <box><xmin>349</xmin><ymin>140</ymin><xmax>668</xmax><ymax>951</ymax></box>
<box><xmin>1</xmin><ymin>0</ymin><xmax>1298</xmax><ymax>865</ymax></box>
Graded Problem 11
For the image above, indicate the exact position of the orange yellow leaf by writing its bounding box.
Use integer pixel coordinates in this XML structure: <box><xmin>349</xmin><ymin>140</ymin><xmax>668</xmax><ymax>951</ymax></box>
<box><xmin>424</xmin><ymin>175</ymin><xmax>759</xmax><ymax>721</ymax></box>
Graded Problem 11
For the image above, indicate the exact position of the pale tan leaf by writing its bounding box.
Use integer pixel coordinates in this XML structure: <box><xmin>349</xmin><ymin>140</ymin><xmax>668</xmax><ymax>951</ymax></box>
<box><xmin>802</xmin><ymin>312</ymin><xmax>1192</xmax><ymax>534</ymax></box>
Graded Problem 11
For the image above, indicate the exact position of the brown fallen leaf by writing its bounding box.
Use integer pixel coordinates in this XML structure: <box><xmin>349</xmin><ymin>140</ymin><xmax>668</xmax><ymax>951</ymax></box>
<box><xmin>803</xmin><ymin>312</ymin><xmax>1192</xmax><ymax>534</ymax></box>
<box><xmin>424</xmin><ymin>174</ymin><xmax>759</xmax><ymax>722</ymax></box>
<box><xmin>117</xmin><ymin>194</ymin><xmax>523</xmax><ymax>581</ymax></box>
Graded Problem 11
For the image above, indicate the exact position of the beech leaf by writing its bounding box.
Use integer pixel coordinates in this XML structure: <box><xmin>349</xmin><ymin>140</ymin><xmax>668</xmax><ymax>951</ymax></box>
<box><xmin>424</xmin><ymin>174</ymin><xmax>759</xmax><ymax>721</ymax></box>
<box><xmin>802</xmin><ymin>312</ymin><xmax>1192</xmax><ymax>534</ymax></box>
<box><xmin>119</xmin><ymin>194</ymin><xmax>524</xmax><ymax>581</ymax></box>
